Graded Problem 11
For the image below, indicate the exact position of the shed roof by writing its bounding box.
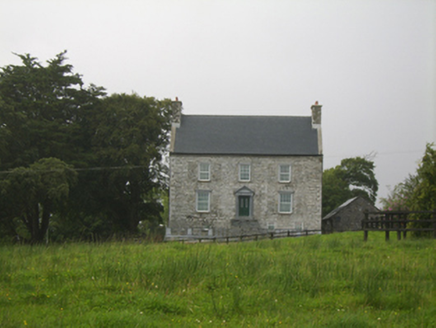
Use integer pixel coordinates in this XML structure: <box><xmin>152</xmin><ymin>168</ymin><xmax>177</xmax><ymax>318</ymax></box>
<box><xmin>172</xmin><ymin>115</ymin><xmax>319</xmax><ymax>156</ymax></box>
<box><xmin>323</xmin><ymin>197</ymin><xmax>359</xmax><ymax>221</ymax></box>
<box><xmin>322</xmin><ymin>196</ymin><xmax>379</xmax><ymax>221</ymax></box>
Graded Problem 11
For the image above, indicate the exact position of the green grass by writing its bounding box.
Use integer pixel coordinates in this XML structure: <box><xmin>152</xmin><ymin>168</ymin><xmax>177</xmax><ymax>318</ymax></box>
<box><xmin>1</xmin><ymin>232</ymin><xmax>436</xmax><ymax>327</ymax></box>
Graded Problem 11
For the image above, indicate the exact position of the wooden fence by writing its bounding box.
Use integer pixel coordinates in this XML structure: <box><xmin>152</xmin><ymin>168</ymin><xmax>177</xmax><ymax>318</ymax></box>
<box><xmin>165</xmin><ymin>229</ymin><xmax>321</xmax><ymax>243</ymax></box>
<box><xmin>362</xmin><ymin>211</ymin><xmax>436</xmax><ymax>241</ymax></box>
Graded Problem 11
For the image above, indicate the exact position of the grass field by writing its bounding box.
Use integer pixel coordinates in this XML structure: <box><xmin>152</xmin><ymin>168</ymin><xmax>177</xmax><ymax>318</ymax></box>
<box><xmin>1</xmin><ymin>232</ymin><xmax>436</xmax><ymax>327</ymax></box>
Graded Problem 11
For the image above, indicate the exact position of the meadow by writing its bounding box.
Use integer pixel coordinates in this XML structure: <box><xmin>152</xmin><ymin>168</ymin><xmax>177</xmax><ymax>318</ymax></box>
<box><xmin>1</xmin><ymin>232</ymin><xmax>435</xmax><ymax>327</ymax></box>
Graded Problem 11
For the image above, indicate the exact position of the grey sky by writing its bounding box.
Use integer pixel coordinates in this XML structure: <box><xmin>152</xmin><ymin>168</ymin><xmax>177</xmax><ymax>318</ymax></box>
<box><xmin>1</xmin><ymin>0</ymin><xmax>435</xmax><ymax>204</ymax></box>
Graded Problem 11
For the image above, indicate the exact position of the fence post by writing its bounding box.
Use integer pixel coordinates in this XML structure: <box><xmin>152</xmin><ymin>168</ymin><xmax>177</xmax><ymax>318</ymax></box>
<box><xmin>402</xmin><ymin>213</ymin><xmax>407</xmax><ymax>239</ymax></box>
<box><xmin>363</xmin><ymin>212</ymin><xmax>367</xmax><ymax>241</ymax></box>
<box><xmin>433</xmin><ymin>212</ymin><xmax>436</xmax><ymax>239</ymax></box>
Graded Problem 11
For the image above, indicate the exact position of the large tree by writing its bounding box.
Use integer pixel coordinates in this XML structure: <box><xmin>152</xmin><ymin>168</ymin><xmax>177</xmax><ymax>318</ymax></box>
<box><xmin>70</xmin><ymin>93</ymin><xmax>173</xmax><ymax>235</ymax></box>
<box><xmin>0</xmin><ymin>52</ymin><xmax>173</xmax><ymax>241</ymax></box>
<box><xmin>322</xmin><ymin>156</ymin><xmax>378</xmax><ymax>216</ymax></box>
<box><xmin>0</xmin><ymin>51</ymin><xmax>104</xmax><ymax>169</ymax></box>
<box><xmin>0</xmin><ymin>51</ymin><xmax>104</xmax><ymax>242</ymax></box>
<box><xmin>0</xmin><ymin>158</ymin><xmax>77</xmax><ymax>243</ymax></box>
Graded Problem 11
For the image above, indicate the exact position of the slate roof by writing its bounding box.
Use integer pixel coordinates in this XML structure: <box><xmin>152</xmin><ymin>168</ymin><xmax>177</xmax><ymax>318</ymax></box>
<box><xmin>322</xmin><ymin>197</ymin><xmax>359</xmax><ymax>221</ymax></box>
<box><xmin>172</xmin><ymin>115</ymin><xmax>320</xmax><ymax>156</ymax></box>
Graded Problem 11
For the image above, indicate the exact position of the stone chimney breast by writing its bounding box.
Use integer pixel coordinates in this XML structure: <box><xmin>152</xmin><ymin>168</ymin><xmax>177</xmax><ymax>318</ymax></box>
<box><xmin>311</xmin><ymin>101</ymin><xmax>322</xmax><ymax>128</ymax></box>
<box><xmin>171</xmin><ymin>97</ymin><xmax>182</xmax><ymax>128</ymax></box>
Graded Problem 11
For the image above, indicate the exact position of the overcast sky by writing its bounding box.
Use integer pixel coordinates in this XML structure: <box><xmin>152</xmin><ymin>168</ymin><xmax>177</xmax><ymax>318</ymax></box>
<box><xmin>1</xmin><ymin>0</ymin><xmax>435</xmax><ymax>205</ymax></box>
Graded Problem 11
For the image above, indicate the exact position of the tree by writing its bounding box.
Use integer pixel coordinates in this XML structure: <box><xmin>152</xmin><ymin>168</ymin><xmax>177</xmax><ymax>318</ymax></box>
<box><xmin>380</xmin><ymin>144</ymin><xmax>436</xmax><ymax>212</ymax></box>
<box><xmin>0</xmin><ymin>51</ymin><xmax>104</xmax><ymax>170</ymax></box>
<box><xmin>322</xmin><ymin>156</ymin><xmax>378</xmax><ymax>216</ymax></box>
<box><xmin>379</xmin><ymin>174</ymin><xmax>418</xmax><ymax>211</ymax></box>
<box><xmin>0</xmin><ymin>51</ymin><xmax>104</xmax><ymax>242</ymax></box>
<box><xmin>322</xmin><ymin>168</ymin><xmax>351</xmax><ymax>216</ymax></box>
<box><xmin>0</xmin><ymin>52</ymin><xmax>173</xmax><ymax>241</ymax></box>
<box><xmin>409</xmin><ymin>144</ymin><xmax>436</xmax><ymax>211</ymax></box>
<box><xmin>72</xmin><ymin>93</ymin><xmax>173</xmax><ymax>235</ymax></box>
<box><xmin>0</xmin><ymin>158</ymin><xmax>77</xmax><ymax>243</ymax></box>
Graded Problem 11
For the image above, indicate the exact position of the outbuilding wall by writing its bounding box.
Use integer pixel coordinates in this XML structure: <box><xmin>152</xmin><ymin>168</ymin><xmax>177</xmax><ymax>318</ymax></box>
<box><xmin>322</xmin><ymin>197</ymin><xmax>379</xmax><ymax>233</ymax></box>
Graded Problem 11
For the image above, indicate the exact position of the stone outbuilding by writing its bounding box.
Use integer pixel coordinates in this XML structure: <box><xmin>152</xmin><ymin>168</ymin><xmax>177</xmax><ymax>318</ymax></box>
<box><xmin>166</xmin><ymin>100</ymin><xmax>323</xmax><ymax>239</ymax></box>
<box><xmin>322</xmin><ymin>196</ymin><xmax>379</xmax><ymax>234</ymax></box>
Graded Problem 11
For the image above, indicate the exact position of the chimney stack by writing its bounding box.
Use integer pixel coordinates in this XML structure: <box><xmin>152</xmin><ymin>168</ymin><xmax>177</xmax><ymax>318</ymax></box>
<box><xmin>311</xmin><ymin>101</ymin><xmax>322</xmax><ymax>155</ymax></box>
<box><xmin>171</xmin><ymin>97</ymin><xmax>182</xmax><ymax>128</ymax></box>
<box><xmin>311</xmin><ymin>101</ymin><xmax>322</xmax><ymax>128</ymax></box>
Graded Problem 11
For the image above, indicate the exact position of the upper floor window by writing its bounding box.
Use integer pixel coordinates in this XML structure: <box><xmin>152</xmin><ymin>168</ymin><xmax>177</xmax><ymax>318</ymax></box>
<box><xmin>278</xmin><ymin>192</ymin><xmax>293</xmax><ymax>213</ymax></box>
<box><xmin>239</xmin><ymin>164</ymin><xmax>251</xmax><ymax>181</ymax></box>
<box><xmin>198</xmin><ymin>163</ymin><xmax>210</xmax><ymax>181</ymax></box>
<box><xmin>279</xmin><ymin>164</ymin><xmax>291</xmax><ymax>182</ymax></box>
<box><xmin>196</xmin><ymin>190</ymin><xmax>210</xmax><ymax>212</ymax></box>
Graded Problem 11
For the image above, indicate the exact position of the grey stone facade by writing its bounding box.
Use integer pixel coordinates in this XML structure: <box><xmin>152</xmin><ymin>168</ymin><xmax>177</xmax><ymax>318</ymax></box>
<box><xmin>168</xmin><ymin>154</ymin><xmax>322</xmax><ymax>237</ymax></box>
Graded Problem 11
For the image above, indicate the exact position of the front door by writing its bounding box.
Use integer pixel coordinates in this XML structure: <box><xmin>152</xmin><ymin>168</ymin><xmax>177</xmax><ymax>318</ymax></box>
<box><xmin>238</xmin><ymin>196</ymin><xmax>250</xmax><ymax>217</ymax></box>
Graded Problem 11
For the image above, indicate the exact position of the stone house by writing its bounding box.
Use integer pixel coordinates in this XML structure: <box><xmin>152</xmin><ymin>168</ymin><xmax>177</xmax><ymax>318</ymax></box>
<box><xmin>166</xmin><ymin>100</ymin><xmax>323</xmax><ymax>239</ymax></box>
<box><xmin>322</xmin><ymin>196</ymin><xmax>379</xmax><ymax>234</ymax></box>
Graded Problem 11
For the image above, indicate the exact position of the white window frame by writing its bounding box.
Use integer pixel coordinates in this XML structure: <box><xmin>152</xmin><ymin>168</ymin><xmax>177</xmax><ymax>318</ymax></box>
<box><xmin>278</xmin><ymin>164</ymin><xmax>291</xmax><ymax>183</ymax></box>
<box><xmin>278</xmin><ymin>192</ymin><xmax>293</xmax><ymax>213</ymax></box>
<box><xmin>196</xmin><ymin>190</ymin><xmax>211</xmax><ymax>212</ymax></box>
<box><xmin>239</xmin><ymin>164</ymin><xmax>251</xmax><ymax>182</ymax></box>
<box><xmin>198</xmin><ymin>163</ymin><xmax>210</xmax><ymax>181</ymax></box>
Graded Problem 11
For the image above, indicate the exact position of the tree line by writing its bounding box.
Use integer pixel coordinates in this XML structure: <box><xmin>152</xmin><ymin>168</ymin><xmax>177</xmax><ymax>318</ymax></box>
<box><xmin>0</xmin><ymin>52</ymin><xmax>173</xmax><ymax>243</ymax></box>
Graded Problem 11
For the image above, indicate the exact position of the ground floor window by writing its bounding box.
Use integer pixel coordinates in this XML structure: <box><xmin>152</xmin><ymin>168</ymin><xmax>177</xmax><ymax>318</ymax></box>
<box><xmin>196</xmin><ymin>190</ymin><xmax>210</xmax><ymax>212</ymax></box>
<box><xmin>278</xmin><ymin>192</ymin><xmax>293</xmax><ymax>213</ymax></box>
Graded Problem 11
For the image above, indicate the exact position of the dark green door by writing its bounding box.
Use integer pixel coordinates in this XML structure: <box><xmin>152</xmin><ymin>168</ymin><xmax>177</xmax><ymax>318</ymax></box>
<box><xmin>239</xmin><ymin>196</ymin><xmax>250</xmax><ymax>217</ymax></box>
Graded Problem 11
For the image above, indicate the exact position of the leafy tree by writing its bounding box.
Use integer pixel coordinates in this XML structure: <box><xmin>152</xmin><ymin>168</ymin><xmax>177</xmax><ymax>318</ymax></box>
<box><xmin>409</xmin><ymin>143</ymin><xmax>436</xmax><ymax>211</ymax></box>
<box><xmin>0</xmin><ymin>51</ymin><xmax>104</xmax><ymax>242</ymax></box>
<box><xmin>0</xmin><ymin>52</ymin><xmax>173</xmax><ymax>241</ymax></box>
<box><xmin>73</xmin><ymin>93</ymin><xmax>173</xmax><ymax>235</ymax></box>
<box><xmin>322</xmin><ymin>168</ymin><xmax>351</xmax><ymax>216</ymax></box>
<box><xmin>380</xmin><ymin>144</ymin><xmax>436</xmax><ymax>212</ymax></box>
<box><xmin>0</xmin><ymin>51</ymin><xmax>104</xmax><ymax>170</ymax></box>
<box><xmin>380</xmin><ymin>144</ymin><xmax>436</xmax><ymax>236</ymax></box>
<box><xmin>379</xmin><ymin>174</ymin><xmax>418</xmax><ymax>211</ymax></box>
<box><xmin>322</xmin><ymin>156</ymin><xmax>378</xmax><ymax>216</ymax></box>
<box><xmin>0</xmin><ymin>158</ymin><xmax>77</xmax><ymax>243</ymax></box>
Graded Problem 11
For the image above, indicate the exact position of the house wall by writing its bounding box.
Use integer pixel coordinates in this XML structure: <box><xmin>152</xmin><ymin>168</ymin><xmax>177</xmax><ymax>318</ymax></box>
<box><xmin>168</xmin><ymin>154</ymin><xmax>322</xmax><ymax>236</ymax></box>
<box><xmin>322</xmin><ymin>197</ymin><xmax>379</xmax><ymax>233</ymax></box>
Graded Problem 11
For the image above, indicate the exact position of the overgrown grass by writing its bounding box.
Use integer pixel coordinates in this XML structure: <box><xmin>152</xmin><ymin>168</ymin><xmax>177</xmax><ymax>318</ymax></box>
<box><xmin>1</xmin><ymin>232</ymin><xmax>436</xmax><ymax>327</ymax></box>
